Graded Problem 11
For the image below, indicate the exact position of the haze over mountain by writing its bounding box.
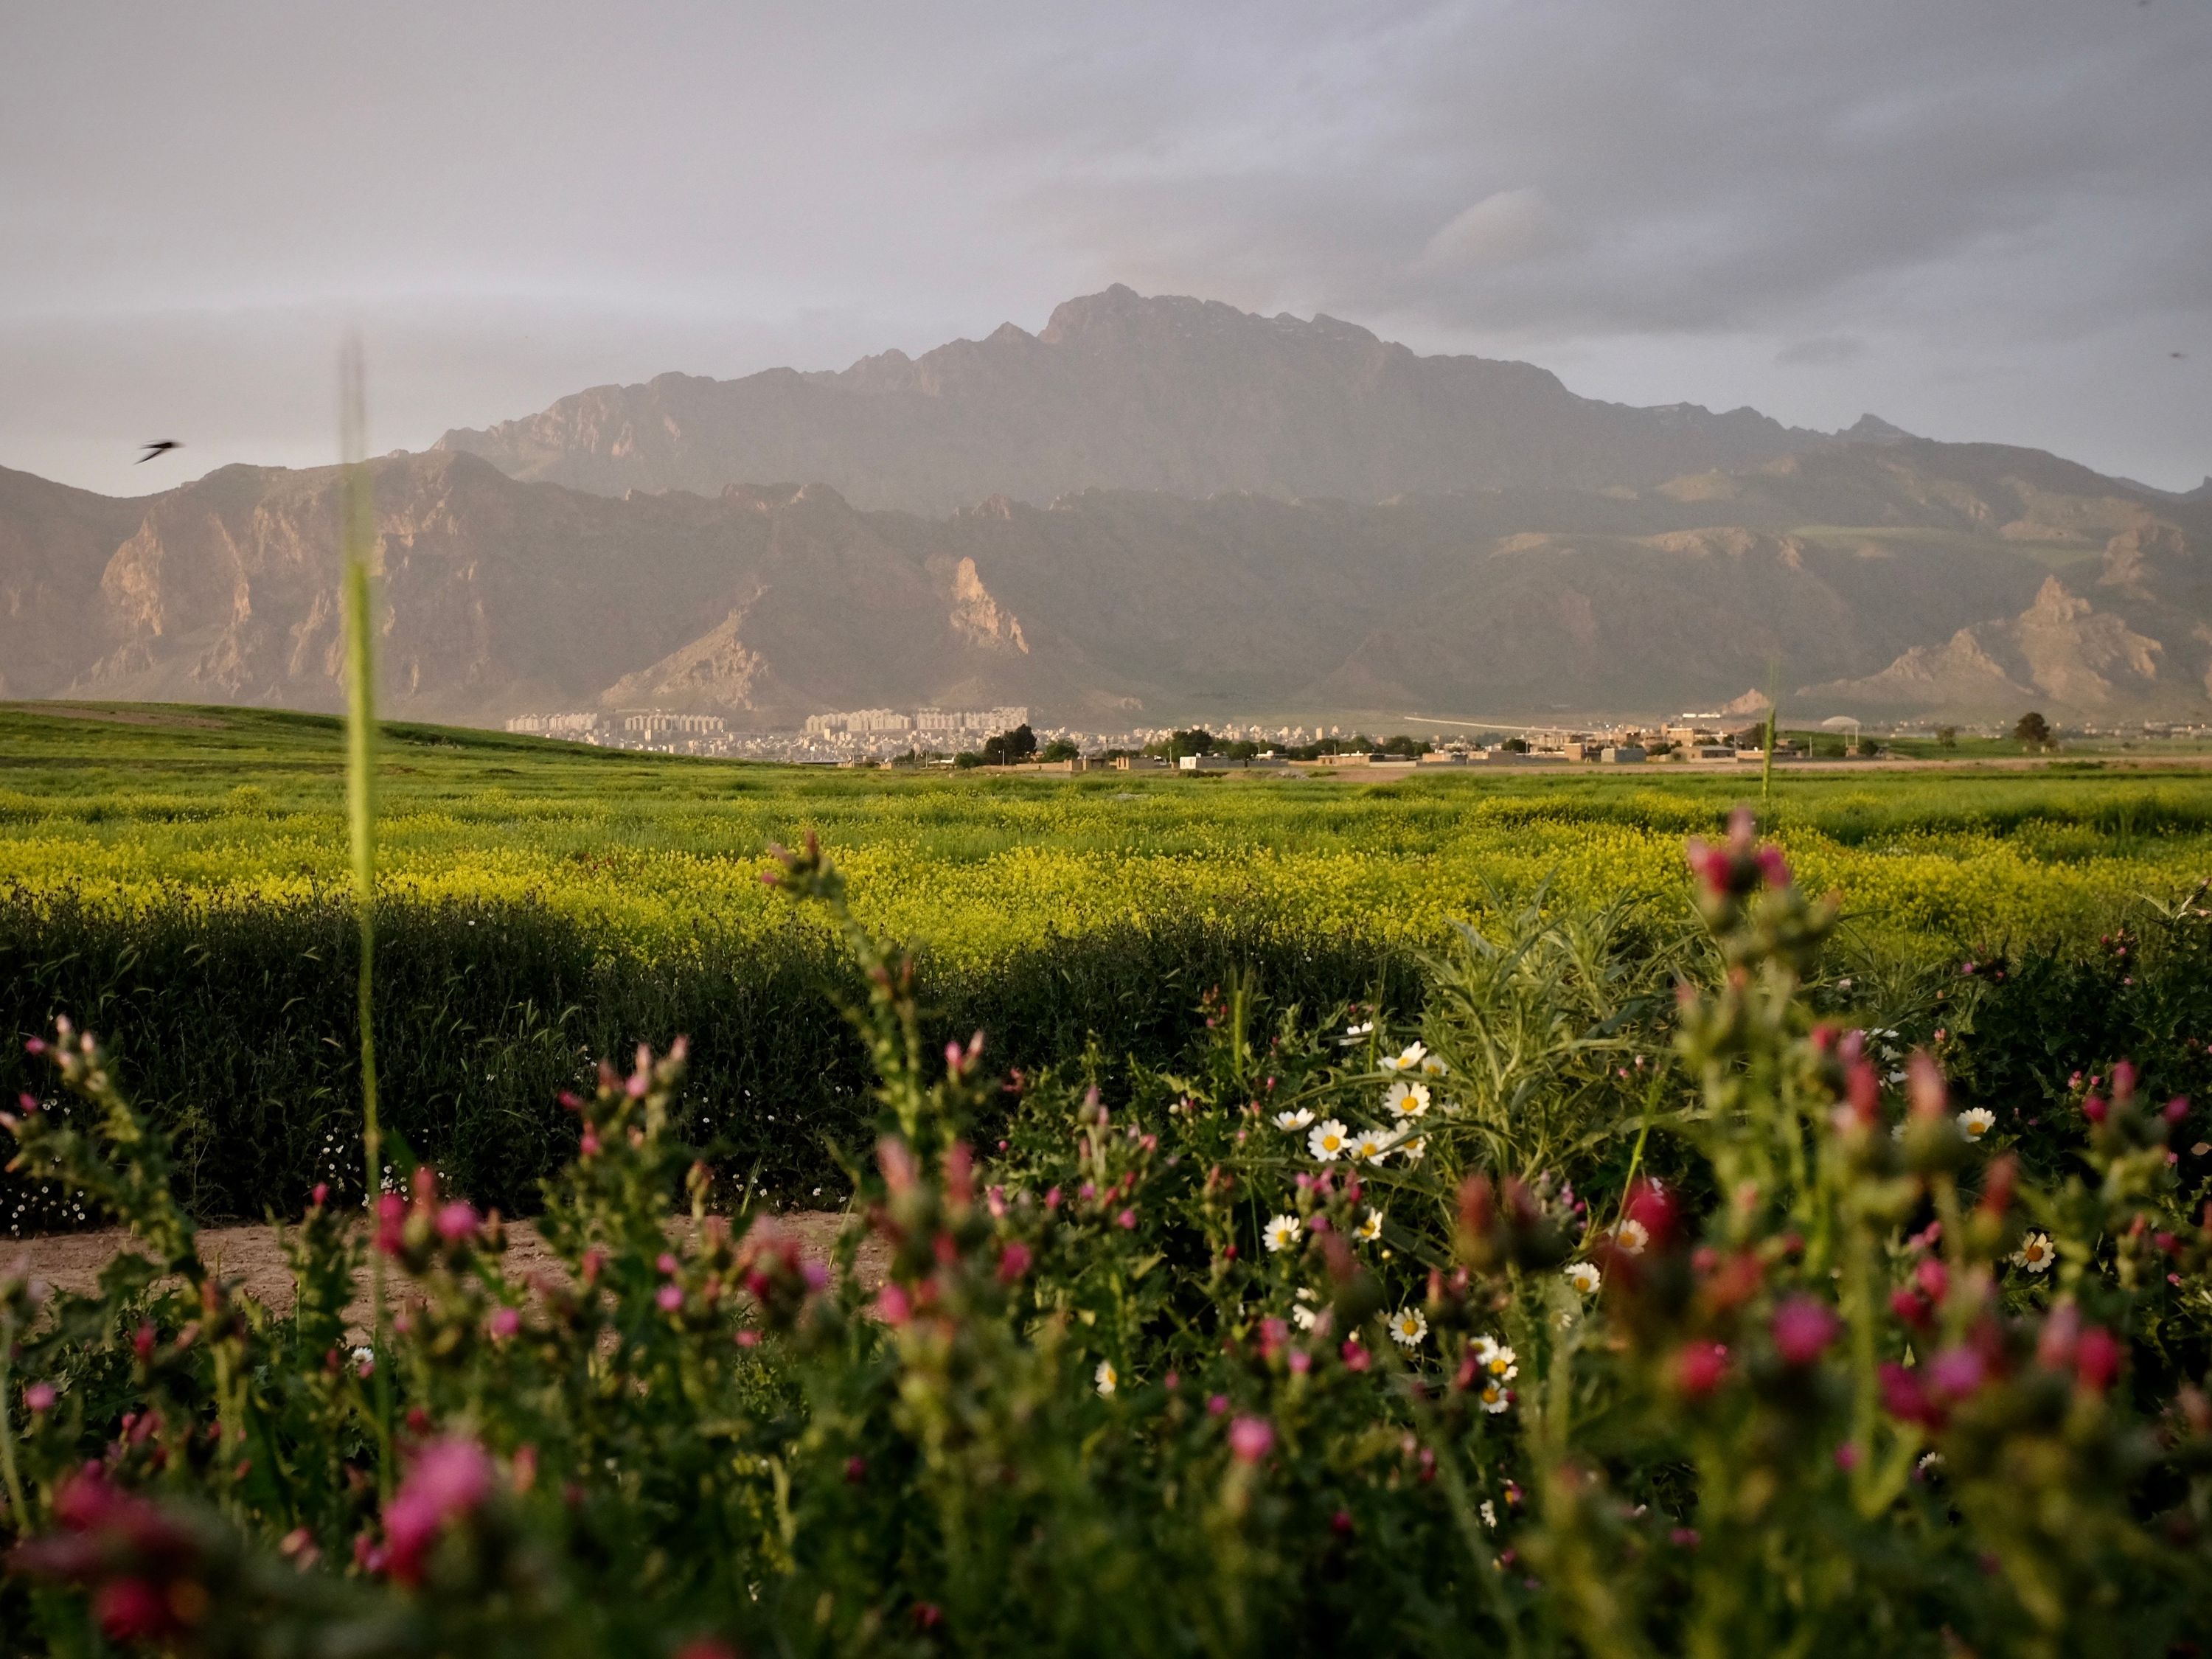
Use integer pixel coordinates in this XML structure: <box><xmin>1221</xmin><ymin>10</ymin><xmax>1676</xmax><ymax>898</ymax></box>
<box><xmin>5</xmin><ymin>310</ymin><xmax>2209</xmax><ymax>729</ymax></box>
<box><xmin>437</xmin><ymin>288</ymin><xmax>1826</xmax><ymax>515</ymax></box>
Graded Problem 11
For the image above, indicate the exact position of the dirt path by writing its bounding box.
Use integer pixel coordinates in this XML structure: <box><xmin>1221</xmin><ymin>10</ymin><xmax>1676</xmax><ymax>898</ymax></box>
<box><xmin>2</xmin><ymin>1212</ymin><xmax>885</xmax><ymax>1326</ymax></box>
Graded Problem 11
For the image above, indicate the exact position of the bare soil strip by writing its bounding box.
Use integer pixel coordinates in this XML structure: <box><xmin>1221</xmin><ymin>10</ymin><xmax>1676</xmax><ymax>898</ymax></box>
<box><xmin>3</xmin><ymin>1213</ymin><xmax>884</xmax><ymax>1331</ymax></box>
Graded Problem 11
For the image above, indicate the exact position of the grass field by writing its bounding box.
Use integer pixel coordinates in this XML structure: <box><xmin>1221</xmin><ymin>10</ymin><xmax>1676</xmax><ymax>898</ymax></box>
<box><xmin>7</xmin><ymin>700</ymin><xmax>2212</xmax><ymax>1220</ymax></box>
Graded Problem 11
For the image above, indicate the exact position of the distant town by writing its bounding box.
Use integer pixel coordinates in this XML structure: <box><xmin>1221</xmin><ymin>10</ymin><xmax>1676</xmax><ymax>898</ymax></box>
<box><xmin>501</xmin><ymin>706</ymin><xmax>2212</xmax><ymax>767</ymax></box>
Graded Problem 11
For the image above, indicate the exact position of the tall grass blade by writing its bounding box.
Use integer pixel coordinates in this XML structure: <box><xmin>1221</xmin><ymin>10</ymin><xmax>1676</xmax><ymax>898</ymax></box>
<box><xmin>338</xmin><ymin>335</ymin><xmax>394</xmax><ymax>1490</ymax></box>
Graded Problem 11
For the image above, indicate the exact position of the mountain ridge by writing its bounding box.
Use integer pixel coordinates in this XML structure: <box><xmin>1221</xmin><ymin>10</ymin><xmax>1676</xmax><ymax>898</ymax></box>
<box><xmin>435</xmin><ymin>285</ymin><xmax>1828</xmax><ymax>513</ymax></box>
<box><xmin>6</xmin><ymin>434</ymin><xmax>2208</xmax><ymax>726</ymax></box>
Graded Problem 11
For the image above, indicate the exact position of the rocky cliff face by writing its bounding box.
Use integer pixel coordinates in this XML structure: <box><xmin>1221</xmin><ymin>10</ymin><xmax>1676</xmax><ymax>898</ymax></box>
<box><xmin>437</xmin><ymin>286</ymin><xmax>1821</xmax><ymax>513</ymax></box>
<box><xmin>4</xmin><ymin>430</ymin><xmax>2208</xmax><ymax>725</ymax></box>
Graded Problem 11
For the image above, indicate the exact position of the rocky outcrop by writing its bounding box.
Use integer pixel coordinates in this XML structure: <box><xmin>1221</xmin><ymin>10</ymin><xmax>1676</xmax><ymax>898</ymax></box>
<box><xmin>1804</xmin><ymin>577</ymin><xmax>2167</xmax><ymax>714</ymax></box>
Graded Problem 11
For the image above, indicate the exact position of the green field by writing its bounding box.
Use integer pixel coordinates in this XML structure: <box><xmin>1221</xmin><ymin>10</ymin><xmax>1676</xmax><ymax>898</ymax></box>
<box><xmin>7</xmin><ymin>700</ymin><xmax>2212</xmax><ymax>1220</ymax></box>
<box><xmin>9</xmin><ymin>703</ymin><xmax>2212</xmax><ymax>959</ymax></box>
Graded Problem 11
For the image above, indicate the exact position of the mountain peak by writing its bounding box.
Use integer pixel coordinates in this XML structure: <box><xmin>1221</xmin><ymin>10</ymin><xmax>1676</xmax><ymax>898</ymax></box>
<box><xmin>1843</xmin><ymin>413</ymin><xmax>1918</xmax><ymax>445</ymax></box>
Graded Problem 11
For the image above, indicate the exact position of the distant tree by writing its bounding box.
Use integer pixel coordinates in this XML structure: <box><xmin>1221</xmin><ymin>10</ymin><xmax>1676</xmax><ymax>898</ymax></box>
<box><xmin>2014</xmin><ymin>711</ymin><xmax>2053</xmax><ymax>751</ymax></box>
<box><xmin>1100</xmin><ymin>747</ymin><xmax>1130</xmax><ymax>762</ymax></box>
<box><xmin>1936</xmin><ymin>725</ymin><xmax>1959</xmax><ymax>751</ymax></box>
<box><xmin>1222</xmin><ymin>740</ymin><xmax>1263</xmax><ymax>760</ymax></box>
<box><xmin>1729</xmin><ymin>726</ymin><xmax>1765</xmax><ymax>750</ymax></box>
<box><xmin>981</xmin><ymin>724</ymin><xmax>1038</xmax><ymax>766</ymax></box>
<box><xmin>1039</xmin><ymin>738</ymin><xmax>1080</xmax><ymax>763</ymax></box>
<box><xmin>1500</xmin><ymin>737</ymin><xmax>1530</xmax><ymax>754</ymax></box>
<box><xmin>953</xmin><ymin>751</ymin><xmax>984</xmax><ymax>769</ymax></box>
<box><xmin>1379</xmin><ymin>734</ymin><xmax>1423</xmax><ymax>758</ymax></box>
<box><xmin>1168</xmin><ymin>728</ymin><xmax>1216</xmax><ymax>760</ymax></box>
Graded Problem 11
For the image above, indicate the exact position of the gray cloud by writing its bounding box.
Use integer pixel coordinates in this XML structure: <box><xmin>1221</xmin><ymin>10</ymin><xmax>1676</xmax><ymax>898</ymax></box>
<box><xmin>4</xmin><ymin>0</ymin><xmax>2208</xmax><ymax>495</ymax></box>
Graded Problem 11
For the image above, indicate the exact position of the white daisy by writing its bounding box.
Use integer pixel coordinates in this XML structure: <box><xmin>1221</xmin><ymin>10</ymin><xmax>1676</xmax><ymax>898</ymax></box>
<box><xmin>1472</xmin><ymin>1336</ymin><xmax>1517</xmax><ymax>1381</ymax></box>
<box><xmin>1957</xmin><ymin>1107</ymin><xmax>1997</xmax><ymax>1141</ymax></box>
<box><xmin>1338</xmin><ymin>1020</ymin><xmax>1374</xmax><ymax>1046</ymax></box>
<box><xmin>1263</xmin><ymin>1213</ymin><xmax>1303</xmax><ymax>1253</ymax></box>
<box><xmin>1477</xmin><ymin>1380</ymin><xmax>1512</xmax><ymax>1414</ymax></box>
<box><xmin>1420</xmin><ymin>1052</ymin><xmax>1450</xmax><ymax>1077</ymax></box>
<box><xmin>1380</xmin><ymin>1041</ymin><xmax>1428</xmax><ymax>1074</ymax></box>
<box><xmin>1355</xmin><ymin>1207</ymin><xmax>1384</xmax><ymax>1242</ymax></box>
<box><xmin>1383</xmin><ymin>1080</ymin><xmax>1431</xmax><ymax>1120</ymax></box>
<box><xmin>1564</xmin><ymin>1262</ymin><xmax>1601</xmax><ymax>1294</ymax></box>
<box><xmin>1308</xmin><ymin>1119</ymin><xmax>1350</xmax><ymax>1161</ymax></box>
<box><xmin>1095</xmin><ymin>1359</ymin><xmax>1118</xmax><ymax>1397</ymax></box>
<box><xmin>1388</xmin><ymin>1307</ymin><xmax>1429</xmax><ymax>1347</ymax></box>
<box><xmin>1396</xmin><ymin>1136</ymin><xmax>1426</xmax><ymax>1164</ymax></box>
<box><xmin>1615</xmin><ymin>1218</ymin><xmax>1649</xmax><ymax>1256</ymax></box>
<box><xmin>1273</xmin><ymin>1107</ymin><xmax>1315</xmax><ymax>1131</ymax></box>
<box><xmin>1479</xmin><ymin>1499</ymin><xmax>1498</xmax><ymax>1528</ymax></box>
<box><xmin>2010</xmin><ymin>1231</ymin><xmax>2055</xmax><ymax>1273</ymax></box>
<box><xmin>1291</xmin><ymin>1304</ymin><xmax>1319</xmax><ymax>1332</ymax></box>
<box><xmin>1351</xmin><ymin>1127</ymin><xmax>1392</xmax><ymax>1164</ymax></box>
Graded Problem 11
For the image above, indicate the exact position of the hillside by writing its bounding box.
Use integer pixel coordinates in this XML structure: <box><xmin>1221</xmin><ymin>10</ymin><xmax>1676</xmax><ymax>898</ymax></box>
<box><xmin>437</xmin><ymin>286</ymin><xmax>1824</xmax><ymax>513</ymax></box>
<box><xmin>4</xmin><ymin>434</ymin><xmax>2208</xmax><ymax>725</ymax></box>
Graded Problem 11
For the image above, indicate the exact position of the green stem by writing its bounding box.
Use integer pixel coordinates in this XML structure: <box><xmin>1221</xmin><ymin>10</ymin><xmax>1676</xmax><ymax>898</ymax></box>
<box><xmin>339</xmin><ymin>339</ymin><xmax>394</xmax><ymax>1498</ymax></box>
<box><xmin>0</xmin><ymin>1313</ymin><xmax>29</xmax><ymax>1535</ymax></box>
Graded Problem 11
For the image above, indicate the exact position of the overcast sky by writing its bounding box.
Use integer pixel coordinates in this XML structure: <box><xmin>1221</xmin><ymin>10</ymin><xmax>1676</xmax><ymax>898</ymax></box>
<box><xmin>5</xmin><ymin>0</ymin><xmax>2208</xmax><ymax>498</ymax></box>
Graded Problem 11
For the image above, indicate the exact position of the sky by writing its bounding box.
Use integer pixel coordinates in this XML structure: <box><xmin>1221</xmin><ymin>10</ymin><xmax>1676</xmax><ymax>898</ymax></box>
<box><xmin>4</xmin><ymin>0</ymin><xmax>2208</xmax><ymax>498</ymax></box>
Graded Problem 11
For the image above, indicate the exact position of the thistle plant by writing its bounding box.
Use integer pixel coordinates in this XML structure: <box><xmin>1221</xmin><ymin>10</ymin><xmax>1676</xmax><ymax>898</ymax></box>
<box><xmin>0</xmin><ymin>815</ymin><xmax>2208</xmax><ymax>1655</ymax></box>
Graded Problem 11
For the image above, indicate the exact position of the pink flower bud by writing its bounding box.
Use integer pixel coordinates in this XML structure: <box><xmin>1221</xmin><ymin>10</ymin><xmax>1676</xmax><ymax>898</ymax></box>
<box><xmin>1772</xmin><ymin>1297</ymin><xmax>1840</xmax><ymax>1366</ymax></box>
<box><xmin>1907</xmin><ymin>1053</ymin><xmax>1947</xmax><ymax>1118</ymax></box>
<box><xmin>655</xmin><ymin>1284</ymin><xmax>684</xmax><ymax>1313</ymax></box>
<box><xmin>1116</xmin><ymin>1208</ymin><xmax>1137</xmax><ymax>1230</ymax></box>
<box><xmin>487</xmin><ymin>1307</ymin><xmax>521</xmax><ymax>1339</ymax></box>
<box><xmin>1674</xmin><ymin>1340</ymin><xmax>1730</xmax><ymax>1397</ymax></box>
<box><xmin>1228</xmin><ymin>1416</ymin><xmax>1275</xmax><ymax>1463</ymax></box>
<box><xmin>2074</xmin><ymin>1326</ymin><xmax>2122</xmax><ymax>1393</ymax></box>
<box><xmin>24</xmin><ymin>1382</ymin><xmax>55</xmax><ymax>1413</ymax></box>
<box><xmin>435</xmin><ymin>1201</ymin><xmax>480</xmax><ymax>1243</ymax></box>
<box><xmin>1927</xmin><ymin>1347</ymin><xmax>1985</xmax><ymax>1400</ymax></box>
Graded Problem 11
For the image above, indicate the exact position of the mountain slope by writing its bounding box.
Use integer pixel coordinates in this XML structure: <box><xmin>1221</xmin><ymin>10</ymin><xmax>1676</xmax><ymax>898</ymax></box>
<box><xmin>437</xmin><ymin>286</ymin><xmax>1822</xmax><ymax>513</ymax></box>
<box><xmin>6</xmin><ymin>437</ymin><xmax>2208</xmax><ymax>724</ymax></box>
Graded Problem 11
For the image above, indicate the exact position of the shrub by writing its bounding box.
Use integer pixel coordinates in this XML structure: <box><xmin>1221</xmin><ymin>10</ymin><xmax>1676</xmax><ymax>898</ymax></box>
<box><xmin>1</xmin><ymin>817</ymin><xmax>2209</xmax><ymax>1655</ymax></box>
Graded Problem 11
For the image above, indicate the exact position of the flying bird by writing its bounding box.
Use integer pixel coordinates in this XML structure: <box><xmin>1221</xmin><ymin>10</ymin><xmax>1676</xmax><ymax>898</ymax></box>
<box><xmin>136</xmin><ymin>440</ymin><xmax>182</xmax><ymax>463</ymax></box>
<box><xmin>2174</xmin><ymin>352</ymin><xmax>2188</xmax><ymax>360</ymax></box>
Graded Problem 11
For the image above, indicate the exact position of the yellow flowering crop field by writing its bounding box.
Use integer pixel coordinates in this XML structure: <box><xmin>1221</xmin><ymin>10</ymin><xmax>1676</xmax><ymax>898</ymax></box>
<box><xmin>6</xmin><ymin>703</ymin><xmax>2212</xmax><ymax>965</ymax></box>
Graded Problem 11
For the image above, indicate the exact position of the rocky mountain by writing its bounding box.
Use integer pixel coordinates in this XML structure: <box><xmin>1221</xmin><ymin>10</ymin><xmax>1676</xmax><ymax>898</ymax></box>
<box><xmin>437</xmin><ymin>286</ymin><xmax>1823</xmax><ymax>514</ymax></box>
<box><xmin>4</xmin><ymin>431</ymin><xmax>2208</xmax><ymax>725</ymax></box>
